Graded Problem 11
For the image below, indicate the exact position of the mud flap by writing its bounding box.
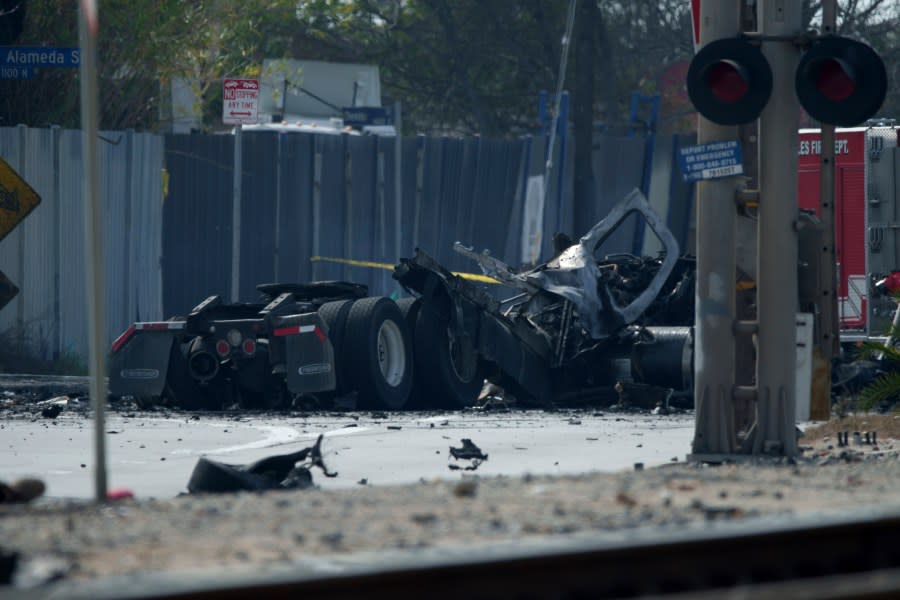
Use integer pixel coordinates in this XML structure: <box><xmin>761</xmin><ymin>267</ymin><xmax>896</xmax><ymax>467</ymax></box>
<box><xmin>273</xmin><ymin>313</ymin><xmax>336</xmax><ymax>395</ymax></box>
<box><xmin>109</xmin><ymin>332</ymin><xmax>177</xmax><ymax>398</ymax></box>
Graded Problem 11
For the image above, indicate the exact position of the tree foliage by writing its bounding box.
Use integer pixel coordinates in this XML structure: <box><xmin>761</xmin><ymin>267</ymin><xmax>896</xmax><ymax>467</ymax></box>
<box><xmin>0</xmin><ymin>0</ymin><xmax>897</xmax><ymax>133</ymax></box>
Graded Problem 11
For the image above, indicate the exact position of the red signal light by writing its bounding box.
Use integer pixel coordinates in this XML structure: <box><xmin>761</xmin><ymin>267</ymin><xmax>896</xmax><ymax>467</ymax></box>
<box><xmin>814</xmin><ymin>58</ymin><xmax>855</xmax><ymax>102</ymax></box>
<box><xmin>796</xmin><ymin>36</ymin><xmax>886</xmax><ymax>126</ymax></box>
<box><xmin>686</xmin><ymin>38</ymin><xmax>772</xmax><ymax>126</ymax></box>
<box><xmin>707</xmin><ymin>61</ymin><xmax>750</xmax><ymax>103</ymax></box>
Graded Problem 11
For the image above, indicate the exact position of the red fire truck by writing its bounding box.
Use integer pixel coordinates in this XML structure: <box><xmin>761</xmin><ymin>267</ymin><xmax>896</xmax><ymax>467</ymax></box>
<box><xmin>796</xmin><ymin>124</ymin><xmax>899</xmax><ymax>343</ymax></box>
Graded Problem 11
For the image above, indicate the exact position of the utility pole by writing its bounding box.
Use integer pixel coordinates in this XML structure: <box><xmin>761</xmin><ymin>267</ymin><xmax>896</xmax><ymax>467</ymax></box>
<box><xmin>752</xmin><ymin>0</ymin><xmax>802</xmax><ymax>456</ymax></box>
<box><xmin>690</xmin><ymin>0</ymin><xmax>741</xmax><ymax>456</ymax></box>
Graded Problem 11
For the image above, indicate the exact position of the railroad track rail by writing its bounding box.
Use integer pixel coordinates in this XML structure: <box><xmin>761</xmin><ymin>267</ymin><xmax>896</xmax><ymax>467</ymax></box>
<box><xmin>36</xmin><ymin>507</ymin><xmax>900</xmax><ymax>599</ymax></box>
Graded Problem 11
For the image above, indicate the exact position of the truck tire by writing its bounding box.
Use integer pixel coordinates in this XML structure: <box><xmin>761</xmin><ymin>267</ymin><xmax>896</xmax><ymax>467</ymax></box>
<box><xmin>318</xmin><ymin>299</ymin><xmax>356</xmax><ymax>396</ymax></box>
<box><xmin>395</xmin><ymin>297</ymin><xmax>426</xmax><ymax>409</ymax></box>
<box><xmin>344</xmin><ymin>297</ymin><xmax>413</xmax><ymax>410</ymax></box>
<box><xmin>414</xmin><ymin>302</ymin><xmax>483</xmax><ymax>409</ymax></box>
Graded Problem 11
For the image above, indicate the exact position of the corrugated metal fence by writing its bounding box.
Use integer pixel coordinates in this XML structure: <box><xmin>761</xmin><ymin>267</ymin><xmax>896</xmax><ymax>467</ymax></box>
<box><xmin>162</xmin><ymin>130</ymin><xmax>649</xmax><ymax>316</ymax></box>
<box><xmin>1</xmin><ymin>125</ymin><xmax>655</xmax><ymax>363</ymax></box>
<box><xmin>0</xmin><ymin>126</ymin><xmax>164</xmax><ymax>361</ymax></box>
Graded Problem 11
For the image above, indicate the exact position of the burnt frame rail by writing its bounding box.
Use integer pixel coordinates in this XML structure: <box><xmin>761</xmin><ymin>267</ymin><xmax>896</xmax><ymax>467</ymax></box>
<box><xmin>53</xmin><ymin>508</ymin><xmax>900</xmax><ymax>599</ymax></box>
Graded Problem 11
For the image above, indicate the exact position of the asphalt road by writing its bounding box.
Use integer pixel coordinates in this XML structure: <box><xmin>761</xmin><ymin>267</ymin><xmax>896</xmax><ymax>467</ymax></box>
<box><xmin>0</xmin><ymin>407</ymin><xmax>694</xmax><ymax>499</ymax></box>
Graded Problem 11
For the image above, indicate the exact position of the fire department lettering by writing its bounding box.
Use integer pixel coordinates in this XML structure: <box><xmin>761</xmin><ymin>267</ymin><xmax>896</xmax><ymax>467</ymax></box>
<box><xmin>798</xmin><ymin>138</ymin><xmax>850</xmax><ymax>156</ymax></box>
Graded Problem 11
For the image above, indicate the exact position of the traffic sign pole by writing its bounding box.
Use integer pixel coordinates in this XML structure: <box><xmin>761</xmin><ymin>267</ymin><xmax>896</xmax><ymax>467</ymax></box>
<box><xmin>691</xmin><ymin>0</ymin><xmax>741</xmax><ymax>456</ymax></box>
<box><xmin>231</xmin><ymin>124</ymin><xmax>242</xmax><ymax>302</ymax></box>
<box><xmin>754</xmin><ymin>0</ymin><xmax>801</xmax><ymax>456</ymax></box>
<box><xmin>78</xmin><ymin>0</ymin><xmax>109</xmax><ymax>501</ymax></box>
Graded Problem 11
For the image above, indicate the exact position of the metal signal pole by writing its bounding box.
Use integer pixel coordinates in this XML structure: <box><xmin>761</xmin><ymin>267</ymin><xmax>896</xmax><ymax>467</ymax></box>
<box><xmin>691</xmin><ymin>0</ymin><xmax>742</xmax><ymax>456</ymax></box>
<box><xmin>753</xmin><ymin>0</ymin><xmax>802</xmax><ymax>456</ymax></box>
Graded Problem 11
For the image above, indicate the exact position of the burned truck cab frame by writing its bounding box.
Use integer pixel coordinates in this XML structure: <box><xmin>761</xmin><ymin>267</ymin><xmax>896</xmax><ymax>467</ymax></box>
<box><xmin>394</xmin><ymin>189</ymin><xmax>696</xmax><ymax>408</ymax></box>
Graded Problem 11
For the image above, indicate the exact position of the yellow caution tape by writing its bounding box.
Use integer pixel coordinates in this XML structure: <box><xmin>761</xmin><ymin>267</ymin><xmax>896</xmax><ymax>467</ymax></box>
<box><xmin>311</xmin><ymin>256</ymin><xmax>499</xmax><ymax>284</ymax></box>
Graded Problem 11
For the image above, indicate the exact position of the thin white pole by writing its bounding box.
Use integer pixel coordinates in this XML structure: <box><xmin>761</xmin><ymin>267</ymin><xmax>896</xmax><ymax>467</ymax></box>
<box><xmin>231</xmin><ymin>124</ymin><xmax>242</xmax><ymax>301</ymax></box>
<box><xmin>78</xmin><ymin>0</ymin><xmax>108</xmax><ymax>502</ymax></box>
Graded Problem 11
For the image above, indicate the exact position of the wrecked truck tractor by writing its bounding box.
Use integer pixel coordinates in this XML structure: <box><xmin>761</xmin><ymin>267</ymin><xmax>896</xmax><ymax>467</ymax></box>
<box><xmin>110</xmin><ymin>284</ymin><xmax>350</xmax><ymax>410</ymax></box>
<box><xmin>394</xmin><ymin>188</ymin><xmax>695</xmax><ymax>407</ymax></box>
<box><xmin>109</xmin><ymin>280</ymin><xmax>417</xmax><ymax>411</ymax></box>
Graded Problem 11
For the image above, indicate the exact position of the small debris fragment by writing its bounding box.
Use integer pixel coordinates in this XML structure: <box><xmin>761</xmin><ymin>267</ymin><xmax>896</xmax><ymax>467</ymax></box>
<box><xmin>616</xmin><ymin>492</ymin><xmax>637</xmax><ymax>508</ymax></box>
<box><xmin>107</xmin><ymin>488</ymin><xmax>134</xmax><ymax>501</ymax></box>
<box><xmin>40</xmin><ymin>404</ymin><xmax>62</xmax><ymax>419</ymax></box>
<box><xmin>357</xmin><ymin>478</ymin><xmax>368</xmax><ymax>485</ymax></box>
<box><xmin>0</xmin><ymin>478</ymin><xmax>45</xmax><ymax>504</ymax></box>
<box><xmin>387</xmin><ymin>425</ymin><xmax>402</xmax><ymax>431</ymax></box>
<box><xmin>0</xmin><ymin>550</ymin><xmax>18</xmax><ymax>585</ymax></box>
<box><xmin>450</xmin><ymin>439</ymin><xmax>488</xmax><ymax>461</ymax></box>
<box><xmin>411</xmin><ymin>513</ymin><xmax>438</xmax><ymax>525</ymax></box>
<box><xmin>453</xmin><ymin>479</ymin><xmax>478</xmax><ymax>498</ymax></box>
<box><xmin>449</xmin><ymin>439</ymin><xmax>488</xmax><ymax>471</ymax></box>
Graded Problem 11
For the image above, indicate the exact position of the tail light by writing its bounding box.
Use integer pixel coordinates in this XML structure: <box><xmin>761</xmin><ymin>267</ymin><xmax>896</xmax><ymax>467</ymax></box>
<box><xmin>242</xmin><ymin>338</ymin><xmax>257</xmax><ymax>356</ymax></box>
<box><xmin>215</xmin><ymin>340</ymin><xmax>231</xmax><ymax>357</ymax></box>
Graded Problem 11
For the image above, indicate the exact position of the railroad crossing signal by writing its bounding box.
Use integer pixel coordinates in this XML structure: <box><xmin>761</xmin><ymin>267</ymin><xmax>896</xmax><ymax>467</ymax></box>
<box><xmin>0</xmin><ymin>157</ymin><xmax>41</xmax><ymax>311</ymax></box>
<box><xmin>687</xmin><ymin>38</ymin><xmax>773</xmax><ymax>125</ymax></box>
<box><xmin>795</xmin><ymin>36</ymin><xmax>887</xmax><ymax>127</ymax></box>
<box><xmin>687</xmin><ymin>34</ymin><xmax>886</xmax><ymax>127</ymax></box>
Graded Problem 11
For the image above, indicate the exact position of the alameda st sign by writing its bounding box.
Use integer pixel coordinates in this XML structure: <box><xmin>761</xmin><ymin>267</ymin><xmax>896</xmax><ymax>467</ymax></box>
<box><xmin>0</xmin><ymin>47</ymin><xmax>80</xmax><ymax>68</ymax></box>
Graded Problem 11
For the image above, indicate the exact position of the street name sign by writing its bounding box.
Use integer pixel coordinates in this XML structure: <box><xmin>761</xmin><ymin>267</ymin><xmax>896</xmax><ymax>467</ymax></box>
<box><xmin>678</xmin><ymin>140</ymin><xmax>745</xmax><ymax>182</ymax></box>
<box><xmin>0</xmin><ymin>66</ymin><xmax>33</xmax><ymax>79</ymax></box>
<box><xmin>0</xmin><ymin>47</ymin><xmax>80</xmax><ymax>68</ymax></box>
<box><xmin>223</xmin><ymin>78</ymin><xmax>259</xmax><ymax>125</ymax></box>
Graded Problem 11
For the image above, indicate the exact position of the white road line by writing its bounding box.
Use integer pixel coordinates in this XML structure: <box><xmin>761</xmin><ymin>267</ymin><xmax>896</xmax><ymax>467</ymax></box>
<box><xmin>171</xmin><ymin>423</ymin><xmax>371</xmax><ymax>456</ymax></box>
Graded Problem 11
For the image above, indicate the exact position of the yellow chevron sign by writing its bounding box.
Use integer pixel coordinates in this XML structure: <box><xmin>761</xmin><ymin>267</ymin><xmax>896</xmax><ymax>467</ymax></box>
<box><xmin>0</xmin><ymin>270</ymin><xmax>18</xmax><ymax>311</ymax></box>
<box><xmin>0</xmin><ymin>158</ymin><xmax>41</xmax><ymax>311</ymax></box>
<box><xmin>0</xmin><ymin>158</ymin><xmax>41</xmax><ymax>242</ymax></box>
<box><xmin>311</xmin><ymin>256</ymin><xmax>499</xmax><ymax>285</ymax></box>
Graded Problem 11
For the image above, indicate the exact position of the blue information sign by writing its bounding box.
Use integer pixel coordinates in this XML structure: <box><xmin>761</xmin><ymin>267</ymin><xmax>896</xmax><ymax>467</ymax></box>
<box><xmin>678</xmin><ymin>140</ymin><xmax>744</xmax><ymax>182</ymax></box>
<box><xmin>0</xmin><ymin>47</ymin><xmax>80</xmax><ymax>68</ymax></box>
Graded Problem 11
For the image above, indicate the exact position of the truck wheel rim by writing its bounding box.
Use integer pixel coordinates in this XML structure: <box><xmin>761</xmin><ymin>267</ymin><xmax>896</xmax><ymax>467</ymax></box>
<box><xmin>377</xmin><ymin>320</ymin><xmax>406</xmax><ymax>387</ymax></box>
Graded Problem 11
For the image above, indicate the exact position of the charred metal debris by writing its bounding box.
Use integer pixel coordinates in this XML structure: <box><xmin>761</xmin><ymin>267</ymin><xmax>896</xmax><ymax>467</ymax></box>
<box><xmin>449</xmin><ymin>439</ymin><xmax>489</xmax><ymax>471</ymax></box>
<box><xmin>394</xmin><ymin>189</ymin><xmax>696</xmax><ymax>409</ymax></box>
<box><xmin>186</xmin><ymin>434</ymin><xmax>337</xmax><ymax>494</ymax></box>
